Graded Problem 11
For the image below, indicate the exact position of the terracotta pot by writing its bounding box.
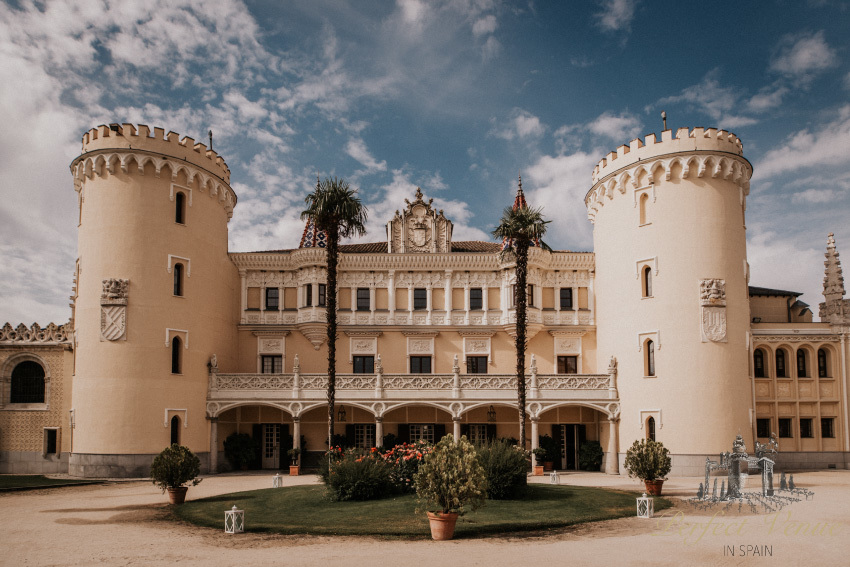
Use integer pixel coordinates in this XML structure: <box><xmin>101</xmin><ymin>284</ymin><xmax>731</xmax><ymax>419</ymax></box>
<box><xmin>644</xmin><ymin>479</ymin><xmax>664</xmax><ymax>496</ymax></box>
<box><xmin>289</xmin><ymin>465</ymin><xmax>300</xmax><ymax>476</ymax></box>
<box><xmin>426</xmin><ymin>511</ymin><xmax>459</xmax><ymax>541</ymax></box>
<box><xmin>534</xmin><ymin>465</ymin><xmax>545</xmax><ymax>476</ymax></box>
<box><xmin>167</xmin><ymin>486</ymin><xmax>189</xmax><ymax>505</ymax></box>
<box><xmin>543</xmin><ymin>461</ymin><xmax>554</xmax><ymax>472</ymax></box>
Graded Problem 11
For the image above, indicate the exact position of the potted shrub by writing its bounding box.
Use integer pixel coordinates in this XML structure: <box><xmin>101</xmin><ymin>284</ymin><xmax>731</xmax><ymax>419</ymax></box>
<box><xmin>538</xmin><ymin>434</ymin><xmax>561</xmax><ymax>471</ymax></box>
<box><xmin>579</xmin><ymin>441</ymin><xmax>604</xmax><ymax>471</ymax></box>
<box><xmin>150</xmin><ymin>444</ymin><xmax>202</xmax><ymax>504</ymax></box>
<box><xmin>623</xmin><ymin>439</ymin><xmax>671</xmax><ymax>495</ymax></box>
<box><xmin>223</xmin><ymin>432</ymin><xmax>258</xmax><ymax>471</ymax></box>
<box><xmin>414</xmin><ymin>435</ymin><xmax>487</xmax><ymax>540</ymax></box>
<box><xmin>287</xmin><ymin>447</ymin><xmax>301</xmax><ymax>475</ymax></box>
<box><xmin>531</xmin><ymin>448</ymin><xmax>547</xmax><ymax>476</ymax></box>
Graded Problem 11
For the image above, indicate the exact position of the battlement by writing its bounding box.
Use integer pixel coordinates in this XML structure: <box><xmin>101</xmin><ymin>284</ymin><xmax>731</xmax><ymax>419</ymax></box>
<box><xmin>80</xmin><ymin>123</ymin><xmax>230</xmax><ymax>183</ymax></box>
<box><xmin>591</xmin><ymin>127</ymin><xmax>744</xmax><ymax>185</ymax></box>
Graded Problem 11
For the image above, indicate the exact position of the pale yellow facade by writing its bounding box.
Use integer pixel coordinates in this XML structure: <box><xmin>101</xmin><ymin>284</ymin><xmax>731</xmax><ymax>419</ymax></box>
<box><xmin>1</xmin><ymin>123</ymin><xmax>847</xmax><ymax>476</ymax></box>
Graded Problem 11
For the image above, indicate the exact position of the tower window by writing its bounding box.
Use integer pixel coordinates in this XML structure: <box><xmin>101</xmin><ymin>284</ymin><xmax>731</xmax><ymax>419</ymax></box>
<box><xmin>776</xmin><ymin>349</ymin><xmax>787</xmax><ymax>378</ymax></box>
<box><xmin>642</xmin><ymin>266</ymin><xmax>652</xmax><ymax>298</ymax></box>
<box><xmin>818</xmin><ymin>349</ymin><xmax>828</xmax><ymax>378</ymax></box>
<box><xmin>778</xmin><ymin>418</ymin><xmax>792</xmax><ymax>438</ymax></box>
<box><xmin>754</xmin><ymin>348</ymin><xmax>765</xmax><ymax>378</ymax></box>
<box><xmin>796</xmin><ymin>349</ymin><xmax>808</xmax><ymax>378</ymax></box>
<box><xmin>357</xmin><ymin>288</ymin><xmax>370</xmax><ymax>311</ymax></box>
<box><xmin>645</xmin><ymin>339</ymin><xmax>655</xmax><ymax>377</ymax></box>
<box><xmin>413</xmin><ymin>288</ymin><xmax>427</xmax><ymax>310</ymax></box>
<box><xmin>305</xmin><ymin>285</ymin><xmax>313</xmax><ymax>307</ymax></box>
<box><xmin>265</xmin><ymin>288</ymin><xmax>279</xmax><ymax>310</ymax></box>
<box><xmin>469</xmin><ymin>288</ymin><xmax>483</xmax><ymax>310</ymax></box>
<box><xmin>560</xmin><ymin>288</ymin><xmax>573</xmax><ymax>310</ymax></box>
<box><xmin>639</xmin><ymin>192</ymin><xmax>649</xmax><ymax>225</ymax></box>
<box><xmin>175</xmin><ymin>192</ymin><xmax>186</xmax><ymax>224</ymax></box>
<box><xmin>318</xmin><ymin>284</ymin><xmax>326</xmax><ymax>307</ymax></box>
<box><xmin>171</xmin><ymin>336</ymin><xmax>182</xmax><ymax>374</ymax></box>
<box><xmin>11</xmin><ymin>361</ymin><xmax>45</xmax><ymax>404</ymax></box>
<box><xmin>646</xmin><ymin>416</ymin><xmax>656</xmax><ymax>441</ymax></box>
<box><xmin>821</xmin><ymin>418</ymin><xmax>835</xmax><ymax>438</ymax></box>
<box><xmin>756</xmin><ymin>418</ymin><xmax>771</xmax><ymax>438</ymax></box>
<box><xmin>170</xmin><ymin>415</ymin><xmax>180</xmax><ymax>445</ymax></box>
<box><xmin>557</xmin><ymin>355</ymin><xmax>578</xmax><ymax>374</ymax></box>
<box><xmin>173</xmin><ymin>263</ymin><xmax>184</xmax><ymax>296</ymax></box>
<box><xmin>800</xmin><ymin>418</ymin><xmax>814</xmax><ymax>438</ymax></box>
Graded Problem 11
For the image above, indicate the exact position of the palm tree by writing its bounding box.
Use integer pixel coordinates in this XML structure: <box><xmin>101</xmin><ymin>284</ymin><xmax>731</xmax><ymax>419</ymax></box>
<box><xmin>491</xmin><ymin>180</ymin><xmax>550</xmax><ymax>450</ymax></box>
<box><xmin>301</xmin><ymin>177</ymin><xmax>367</xmax><ymax>451</ymax></box>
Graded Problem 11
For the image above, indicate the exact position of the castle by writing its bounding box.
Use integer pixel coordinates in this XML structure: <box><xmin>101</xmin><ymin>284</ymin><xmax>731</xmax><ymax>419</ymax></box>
<box><xmin>1</xmin><ymin>123</ymin><xmax>847</xmax><ymax>477</ymax></box>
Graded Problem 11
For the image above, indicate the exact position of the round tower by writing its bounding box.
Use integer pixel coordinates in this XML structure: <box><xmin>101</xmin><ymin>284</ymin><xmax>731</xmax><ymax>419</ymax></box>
<box><xmin>587</xmin><ymin>127</ymin><xmax>753</xmax><ymax>475</ymax></box>
<box><xmin>69</xmin><ymin>124</ymin><xmax>240</xmax><ymax>477</ymax></box>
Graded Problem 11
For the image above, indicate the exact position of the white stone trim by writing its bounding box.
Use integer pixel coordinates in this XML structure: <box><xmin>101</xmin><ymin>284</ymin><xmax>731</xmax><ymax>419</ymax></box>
<box><xmin>463</xmin><ymin>336</ymin><xmax>491</xmax><ymax>364</ymax></box>
<box><xmin>633</xmin><ymin>184</ymin><xmax>655</xmax><ymax>205</ymax></box>
<box><xmin>634</xmin><ymin>257</ymin><xmax>658</xmax><ymax>278</ymax></box>
<box><xmin>170</xmin><ymin>183</ymin><xmax>193</xmax><ymax>206</ymax></box>
<box><xmin>167</xmin><ymin>255</ymin><xmax>191</xmax><ymax>277</ymax></box>
<box><xmin>637</xmin><ymin>331</ymin><xmax>660</xmax><ymax>351</ymax></box>
<box><xmin>165</xmin><ymin>328</ymin><xmax>189</xmax><ymax>348</ymax></box>
<box><xmin>164</xmin><ymin>408</ymin><xmax>189</xmax><ymax>427</ymax></box>
<box><xmin>350</xmin><ymin>336</ymin><xmax>377</xmax><ymax>362</ymax></box>
<box><xmin>639</xmin><ymin>409</ymin><xmax>662</xmax><ymax>430</ymax></box>
<box><xmin>407</xmin><ymin>336</ymin><xmax>434</xmax><ymax>356</ymax></box>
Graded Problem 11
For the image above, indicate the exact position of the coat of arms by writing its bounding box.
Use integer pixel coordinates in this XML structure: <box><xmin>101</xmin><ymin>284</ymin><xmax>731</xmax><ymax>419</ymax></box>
<box><xmin>700</xmin><ymin>278</ymin><xmax>727</xmax><ymax>342</ymax></box>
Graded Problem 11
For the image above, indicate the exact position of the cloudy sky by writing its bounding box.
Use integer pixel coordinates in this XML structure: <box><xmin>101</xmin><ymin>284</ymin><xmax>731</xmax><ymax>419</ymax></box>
<box><xmin>2</xmin><ymin>0</ymin><xmax>849</xmax><ymax>324</ymax></box>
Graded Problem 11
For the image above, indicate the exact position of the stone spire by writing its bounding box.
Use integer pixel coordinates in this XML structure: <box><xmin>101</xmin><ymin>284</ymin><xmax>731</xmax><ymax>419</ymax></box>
<box><xmin>299</xmin><ymin>177</ymin><xmax>328</xmax><ymax>248</ymax></box>
<box><xmin>819</xmin><ymin>233</ymin><xmax>849</xmax><ymax>324</ymax></box>
<box><xmin>501</xmin><ymin>173</ymin><xmax>539</xmax><ymax>251</ymax></box>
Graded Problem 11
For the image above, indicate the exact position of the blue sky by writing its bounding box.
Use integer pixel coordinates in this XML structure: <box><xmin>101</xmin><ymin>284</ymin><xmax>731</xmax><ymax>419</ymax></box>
<box><xmin>2</xmin><ymin>0</ymin><xmax>849</xmax><ymax>324</ymax></box>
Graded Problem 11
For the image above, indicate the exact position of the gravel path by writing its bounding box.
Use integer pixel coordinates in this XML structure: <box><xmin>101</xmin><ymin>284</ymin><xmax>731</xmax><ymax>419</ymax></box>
<box><xmin>4</xmin><ymin>470</ymin><xmax>848</xmax><ymax>566</ymax></box>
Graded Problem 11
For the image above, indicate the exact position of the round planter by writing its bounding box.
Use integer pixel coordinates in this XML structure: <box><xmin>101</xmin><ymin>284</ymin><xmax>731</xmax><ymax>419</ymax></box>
<box><xmin>426</xmin><ymin>511</ymin><xmax>459</xmax><ymax>541</ymax></box>
<box><xmin>533</xmin><ymin>465</ymin><xmax>545</xmax><ymax>476</ymax></box>
<box><xmin>644</xmin><ymin>479</ymin><xmax>664</xmax><ymax>496</ymax></box>
<box><xmin>289</xmin><ymin>465</ymin><xmax>300</xmax><ymax>476</ymax></box>
<box><xmin>543</xmin><ymin>461</ymin><xmax>554</xmax><ymax>472</ymax></box>
<box><xmin>167</xmin><ymin>486</ymin><xmax>189</xmax><ymax>505</ymax></box>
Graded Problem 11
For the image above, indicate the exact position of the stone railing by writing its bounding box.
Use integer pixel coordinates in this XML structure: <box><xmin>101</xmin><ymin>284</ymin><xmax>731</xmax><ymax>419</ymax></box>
<box><xmin>535</xmin><ymin>374</ymin><xmax>610</xmax><ymax>389</ymax></box>
<box><xmin>212</xmin><ymin>374</ymin><xmax>294</xmax><ymax>390</ymax></box>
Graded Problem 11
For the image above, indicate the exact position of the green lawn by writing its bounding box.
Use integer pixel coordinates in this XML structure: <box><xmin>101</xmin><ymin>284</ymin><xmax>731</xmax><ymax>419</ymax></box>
<box><xmin>0</xmin><ymin>475</ymin><xmax>100</xmax><ymax>490</ymax></box>
<box><xmin>174</xmin><ymin>484</ymin><xmax>671</xmax><ymax>538</ymax></box>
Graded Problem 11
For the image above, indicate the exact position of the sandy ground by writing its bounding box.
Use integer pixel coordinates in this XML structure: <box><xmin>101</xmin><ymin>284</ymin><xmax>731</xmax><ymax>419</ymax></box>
<box><xmin>3</xmin><ymin>470</ymin><xmax>849</xmax><ymax>566</ymax></box>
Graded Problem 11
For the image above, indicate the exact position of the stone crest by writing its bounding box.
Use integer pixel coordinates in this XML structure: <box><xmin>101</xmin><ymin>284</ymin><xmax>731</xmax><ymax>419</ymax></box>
<box><xmin>700</xmin><ymin>278</ymin><xmax>727</xmax><ymax>342</ymax></box>
<box><xmin>100</xmin><ymin>278</ymin><xmax>129</xmax><ymax>341</ymax></box>
<box><xmin>386</xmin><ymin>188</ymin><xmax>453</xmax><ymax>253</ymax></box>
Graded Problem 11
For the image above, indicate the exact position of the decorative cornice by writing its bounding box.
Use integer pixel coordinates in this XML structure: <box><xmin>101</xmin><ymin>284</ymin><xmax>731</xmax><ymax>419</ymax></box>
<box><xmin>0</xmin><ymin>322</ymin><xmax>73</xmax><ymax>345</ymax></box>
<box><xmin>344</xmin><ymin>330</ymin><xmax>383</xmax><ymax>337</ymax></box>
<box><xmin>251</xmin><ymin>330</ymin><xmax>291</xmax><ymax>338</ymax></box>
<box><xmin>401</xmin><ymin>330</ymin><xmax>440</xmax><ymax>337</ymax></box>
<box><xmin>455</xmin><ymin>330</ymin><xmax>496</xmax><ymax>337</ymax></box>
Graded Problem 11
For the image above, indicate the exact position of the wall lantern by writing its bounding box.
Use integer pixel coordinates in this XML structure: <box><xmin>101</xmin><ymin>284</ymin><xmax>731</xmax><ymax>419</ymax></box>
<box><xmin>487</xmin><ymin>405</ymin><xmax>497</xmax><ymax>422</ymax></box>
<box><xmin>225</xmin><ymin>505</ymin><xmax>245</xmax><ymax>533</ymax></box>
<box><xmin>338</xmin><ymin>406</ymin><xmax>347</xmax><ymax>422</ymax></box>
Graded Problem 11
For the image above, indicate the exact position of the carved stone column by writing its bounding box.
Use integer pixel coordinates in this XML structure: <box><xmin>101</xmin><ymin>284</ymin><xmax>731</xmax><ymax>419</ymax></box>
<box><xmin>605</xmin><ymin>417</ymin><xmax>620</xmax><ymax>475</ymax></box>
<box><xmin>453</xmin><ymin>417</ymin><xmax>462</xmax><ymax>440</ymax></box>
<box><xmin>293</xmin><ymin>417</ymin><xmax>301</xmax><ymax>450</ymax></box>
<box><xmin>209</xmin><ymin>417</ymin><xmax>219</xmax><ymax>474</ymax></box>
<box><xmin>426</xmin><ymin>283</ymin><xmax>433</xmax><ymax>325</ymax></box>
<box><xmin>464</xmin><ymin>283</ymin><xmax>470</xmax><ymax>324</ymax></box>
<box><xmin>444</xmin><ymin>270</ymin><xmax>452</xmax><ymax>317</ymax></box>
<box><xmin>482</xmin><ymin>286</ymin><xmax>489</xmax><ymax>325</ymax></box>
<box><xmin>375</xmin><ymin>417</ymin><xmax>383</xmax><ymax>448</ymax></box>
<box><xmin>408</xmin><ymin>284</ymin><xmax>414</xmax><ymax>312</ymax></box>
<box><xmin>239</xmin><ymin>269</ymin><xmax>247</xmax><ymax>323</ymax></box>
<box><xmin>388</xmin><ymin>270</ymin><xmax>396</xmax><ymax>318</ymax></box>
<box><xmin>530</xmin><ymin>418</ymin><xmax>540</xmax><ymax>466</ymax></box>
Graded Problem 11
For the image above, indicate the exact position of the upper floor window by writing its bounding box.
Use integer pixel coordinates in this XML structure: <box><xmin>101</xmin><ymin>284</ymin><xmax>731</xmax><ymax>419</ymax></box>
<box><xmin>262</xmin><ymin>355</ymin><xmax>283</xmax><ymax>374</ymax></box>
<box><xmin>413</xmin><ymin>288</ymin><xmax>427</xmax><ymax>310</ymax></box>
<box><xmin>818</xmin><ymin>348</ymin><xmax>828</xmax><ymax>378</ymax></box>
<box><xmin>796</xmin><ymin>349</ymin><xmax>808</xmax><ymax>378</ymax></box>
<box><xmin>466</xmin><ymin>356</ymin><xmax>488</xmax><ymax>374</ymax></box>
<box><xmin>821</xmin><ymin>417</ymin><xmax>835</xmax><ymax>438</ymax></box>
<box><xmin>305</xmin><ymin>284</ymin><xmax>313</xmax><ymax>307</ymax></box>
<box><xmin>318</xmin><ymin>284</ymin><xmax>327</xmax><ymax>307</ymax></box>
<box><xmin>173</xmin><ymin>263</ymin><xmax>184</xmax><ymax>296</ymax></box>
<box><xmin>171</xmin><ymin>336</ymin><xmax>182</xmax><ymax>374</ymax></box>
<box><xmin>799</xmin><ymin>418</ymin><xmax>814</xmax><ymax>438</ymax></box>
<box><xmin>756</xmin><ymin>418</ymin><xmax>771</xmax><ymax>438</ymax></box>
<box><xmin>265</xmin><ymin>288</ymin><xmax>279</xmax><ymax>310</ymax></box>
<box><xmin>646</xmin><ymin>416</ymin><xmax>656</xmax><ymax>441</ymax></box>
<box><xmin>175</xmin><ymin>191</ymin><xmax>186</xmax><ymax>224</ymax></box>
<box><xmin>754</xmin><ymin>348</ymin><xmax>766</xmax><ymax>378</ymax></box>
<box><xmin>645</xmin><ymin>339</ymin><xmax>655</xmax><ymax>377</ymax></box>
<box><xmin>469</xmin><ymin>288</ymin><xmax>483</xmax><ymax>310</ymax></box>
<box><xmin>353</xmin><ymin>355</ymin><xmax>374</xmax><ymax>374</ymax></box>
<box><xmin>778</xmin><ymin>418</ymin><xmax>793</xmax><ymax>438</ymax></box>
<box><xmin>10</xmin><ymin>361</ymin><xmax>45</xmax><ymax>404</ymax></box>
<box><xmin>356</xmin><ymin>288</ymin><xmax>370</xmax><ymax>311</ymax></box>
<box><xmin>642</xmin><ymin>266</ymin><xmax>652</xmax><ymax>298</ymax></box>
<box><xmin>557</xmin><ymin>355</ymin><xmax>578</xmax><ymax>374</ymax></box>
<box><xmin>560</xmin><ymin>288</ymin><xmax>573</xmax><ymax>310</ymax></box>
<box><xmin>511</xmin><ymin>284</ymin><xmax>534</xmax><ymax>307</ymax></box>
<box><xmin>776</xmin><ymin>349</ymin><xmax>787</xmax><ymax>378</ymax></box>
<box><xmin>639</xmin><ymin>192</ymin><xmax>649</xmax><ymax>225</ymax></box>
<box><xmin>410</xmin><ymin>356</ymin><xmax>432</xmax><ymax>374</ymax></box>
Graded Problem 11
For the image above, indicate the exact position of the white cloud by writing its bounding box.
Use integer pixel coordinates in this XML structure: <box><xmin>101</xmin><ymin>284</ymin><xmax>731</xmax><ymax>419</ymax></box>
<box><xmin>491</xmin><ymin>108</ymin><xmax>545</xmax><ymax>140</ymax></box>
<box><xmin>844</xmin><ymin>71</ymin><xmax>850</xmax><ymax>90</ymax></box>
<box><xmin>346</xmin><ymin>138</ymin><xmax>388</xmax><ymax>174</ymax></box>
<box><xmin>770</xmin><ymin>31</ymin><xmax>838</xmax><ymax>82</ymax></box>
<box><xmin>587</xmin><ymin>111</ymin><xmax>642</xmax><ymax>142</ymax></box>
<box><xmin>594</xmin><ymin>0</ymin><xmax>638</xmax><ymax>33</ymax></box>
<box><xmin>791</xmin><ymin>188</ymin><xmax>843</xmax><ymax>204</ymax></box>
<box><xmin>656</xmin><ymin>69</ymin><xmax>757</xmax><ymax>128</ymax></box>
<box><xmin>472</xmin><ymin>15</ymin><xmax>497</xmax><ymax>37</ymax></box>
<box><xmin>747</xmin><ymin>85</ymin><xmax>789</xmax><ymax>113</ymax></box>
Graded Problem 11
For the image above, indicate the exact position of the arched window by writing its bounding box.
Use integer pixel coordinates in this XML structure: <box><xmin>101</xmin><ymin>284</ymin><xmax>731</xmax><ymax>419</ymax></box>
<box><xmin>646</xmin><ymin>339</ymin><xmax>655</xmax><ymax>377</ymax></box>
<box><xmin>11</xmin><ymin>361</ymin><xmax>45</xmax><ymax>403</ymax></box>
<box><xmin>754</xmin><ymin>348</ymin><xmax>765</xmax><ymax>378</ymax></box>
<box><xmin>643</xmin><ymin>266</ymin><xmax>653</xmax><ymax>297</ymax></box>
<box><xmin>647</xmin><ymin>416</ymin><xmax>656</xmax><ymax>441</ymax></box>
<box><xmin>175</xmin><ymin>192</ymin><xmax>186</xmax><ymax>224</ymax></box>
<box><xmin>796</xmin><ymin>349</ymin><xmax>808</xmax><ymax>378</ymax></box>
<box><xmin>170</xmin><ymin>415</ymin><xmax>180</xmax><ymax>445</ymax></box>
<box><xmin>173</xmin><ymin>263</ymin><xmax>184</xmax><ymax>296</ymax></box>
<box><xmin>818</xmin><ymin>349</ymin><xmax>829</xmax><ymax>378</ymax></box>
<box><xmin>171</xmin><ymin>336</ymin><xmax>182</xmax><ymax>374</ymax></box>
<box><xmin>776</xmin><ymin>349</ymin><xmax>787</xmax><ymax>378</ymax></box>
<box><xmin>639</xmin><ymin>192</ymin><xmax>649</xmax><ymax>225</ymax></box>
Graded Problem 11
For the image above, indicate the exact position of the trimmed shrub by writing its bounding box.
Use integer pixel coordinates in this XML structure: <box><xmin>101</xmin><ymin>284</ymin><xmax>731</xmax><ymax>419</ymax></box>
<box><xmin>223</xmin><ymin>433</ymin><xmax>258</xmax><ymax>470</ymax></box>
<box><xmin>414</xmin><ymin>435</ymin><xmax>487</xmax><ymax>514</ymax></box>
<box><xmin>624</xmin><ymin>439</ymin><xmax>671</xmax><ymax>481</ymax></box>
<box><xmin>383</xmin><ymin>441</ymin><xmax>430</xmax><ymax>494</ymax></box>
<box><xmin>579</xmin><ymin>441</ymin><xmax>604</xmax><ymax>471</ymax></box>
<box><xmin>477</xmin><ymin>440</ymin><xmax>529</xmax><ymax>499</ymax></box>
<box><xmin>150</xmin><ymin>444</ymin><xmax>202</xmax><ymax>491</ymax></box>
<box><xmin>538</xmin><ymin>434</ymin><xmax>562</xmax><ymax>463</ymax></box>
<box><xmin>322</xmin><ymin>449</ymin><xmax>391</xmax><ymax>501</ymax></box>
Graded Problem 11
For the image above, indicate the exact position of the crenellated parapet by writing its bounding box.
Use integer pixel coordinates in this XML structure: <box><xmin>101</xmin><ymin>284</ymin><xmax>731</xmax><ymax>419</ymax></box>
<box><xmin>70</xmin><ymin>123</ymin><xmax>236</xmax><ymax>219</ymax></box>
<box><xmin>585</xmin><ymin>127</ymin><xmax>752</xmax><ymax>224</ymax></box>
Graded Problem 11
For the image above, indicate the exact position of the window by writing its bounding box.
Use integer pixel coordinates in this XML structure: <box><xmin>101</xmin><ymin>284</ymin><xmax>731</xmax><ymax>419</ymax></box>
<box><xmin>356</xmin><ymin>288</ymin><xmax>370</xmax><ymax>311</ymax></box>
<box><xmin>754</xmin><ymin>349</ymin><xmax>765</xmax><ymax>378</ymax></box>
<box><xmin>10</xmin><ymin>361</ymin><xmax>45</xmax><ymax>403</ymax></box>
<box><xmin>413</xmin><ymin>288</ymin><xmax>427</xmax><ymax>310</ymax></box>
<box><xmin>466</xmin><ymin>356</ymin><xmax>488</xmax><ymax>374</ymax></box>
<box><xmin>642</xmin><ymin>266</ymin><xmax>652</xmax><ymax>297</ymax></box>
<box><xmin>318</xmin><ymin>284</ymin><xmax>326</xmax><ymax>307</ymax></box>
<box><xmin>528</xmin><ymin>284</ymin><xmax>534</xmax><ymax>306</ymax></box>
<box><xmin>646</xmin><ymin>339</ymin><xmax>655</xmax><ymax>377</ymax></box>
<box><xmin>468</xmin><ymin>424</ymin><xmax>488</xmax><ymax>445</ymax></box>
<box><xmin>639</xmin><ymin>192</ymin><xmax>649</xmax><ymax>225</ymax></box>
<box><xmin>557</xmin><ymin>355</ymin><xmax>578</xmax><ymax>374</ymax></box>
<box><xmin>265</xmin><ymin>288</ymin><xmax>279</xmax><ymax>310</ymax></box>
<box><xmin>173</xmin><ymin>263</ymin><xmax>184</xmax><ymax>296</ymax></box>
<box><xmin>821</xmin><ymin>417</ymin><xmax>835</xmax><ymax>438</ymax></box>
<box><xmin>44</xmin><ymin>428</ymin><xmax>58</xmax><ymax>455</ymax></box>
<box><xmin>756</xmin><ymin>418</ymin><xmax>771</xmax><ymax>438</ymax></box>
<box><xmin>175</xmin><ymin>191</ymin><xmax>186</xmax><ymax>224</ymax></box>
<box><xmin>776</xmin><ymin>349</ymin><xmax>787</xmax><ymax>378</ymax></box>
<box><xmin>262</xmin><ymin>355</ymin><xmax>283</xmax><ymax>374</ymax></box>
<box><xmin>170</xmin><ymin>416</ymin><xmax>180</xmax><ymax>445</ymax></box>
<box><xmin>800</xmin><ymin>418</ymin><xmax>814</xmax><ymax>439</ymax></box>
<box><xmin>818</xmin><ymin>349</ymin><xmax>828</xmax><ymax>378</ymax></box>
<box><xmin>560</xmin><ymin>288</ymin><xmax>573</xmax><ymax>310</ymax></box>
<box><xmin>410</xmin><ymin>356</ymin><xmax>432</xmax><ymax>373</ymax></box>
<box><xmin>646</xmin><ymin>416</ymin><xmax>656</xmax><ymax>441</ymax></box>
<box><xmin>409</xmin><ymin>424</ymin><xmax>435</xmax><ymax>444</ymax></box>
<box><xmin>171</xmin><ymin>336</ymin><xmax>182</xmax><ymax>374</ymax></box>
<box><xmin>354</xmin><ymin>424</ymin><xmax>376</xmax><ymax>448</ymax></box>
<box><xmin>353</xmin><ymin>356</ymin><xmax>374</xmax><ymax>374</ymax></box>
<box><xmin>778</xmin><ymin>418</ymin><xmax>792</xmax><ymax>438</ymax></box>
<box><xmin>796</xmin><ymin>349</ymin><xmax>808</xmax><ymax>378</ymax></box>
<box><xmin>469</xmin><ymin>288</ymin><xmax>483</xmax><ymax>310</ymax></box>
<box><xmin>305</xmin><ymin>285</ymin><xmax>313</xmax><ymax>307</ymax></box>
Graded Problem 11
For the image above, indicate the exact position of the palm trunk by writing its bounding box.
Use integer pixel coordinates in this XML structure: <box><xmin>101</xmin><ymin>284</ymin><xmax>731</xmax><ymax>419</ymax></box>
<box><xmin>326</xmin><ymin>224</ymin><xmax>339</xmax><ymax>452</ymax></box>
<box><xmin>515</xmin><ymin>241</ymin><xmax>529</xmax><ymax>450</ymax></box>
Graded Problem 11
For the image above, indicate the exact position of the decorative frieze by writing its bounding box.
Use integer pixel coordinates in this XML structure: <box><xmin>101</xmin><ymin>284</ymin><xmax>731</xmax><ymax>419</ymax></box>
<box><xmin>0</xmin><ymin>322</ymin><xmax>72</xmax><ymax>344</ymax></box>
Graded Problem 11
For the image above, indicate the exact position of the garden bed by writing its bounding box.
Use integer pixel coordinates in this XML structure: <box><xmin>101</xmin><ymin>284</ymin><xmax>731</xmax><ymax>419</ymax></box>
<box><xmin>173</xmin><ymin>484</ymin><xmax>671</xmax><ymax>538</ymax></box>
